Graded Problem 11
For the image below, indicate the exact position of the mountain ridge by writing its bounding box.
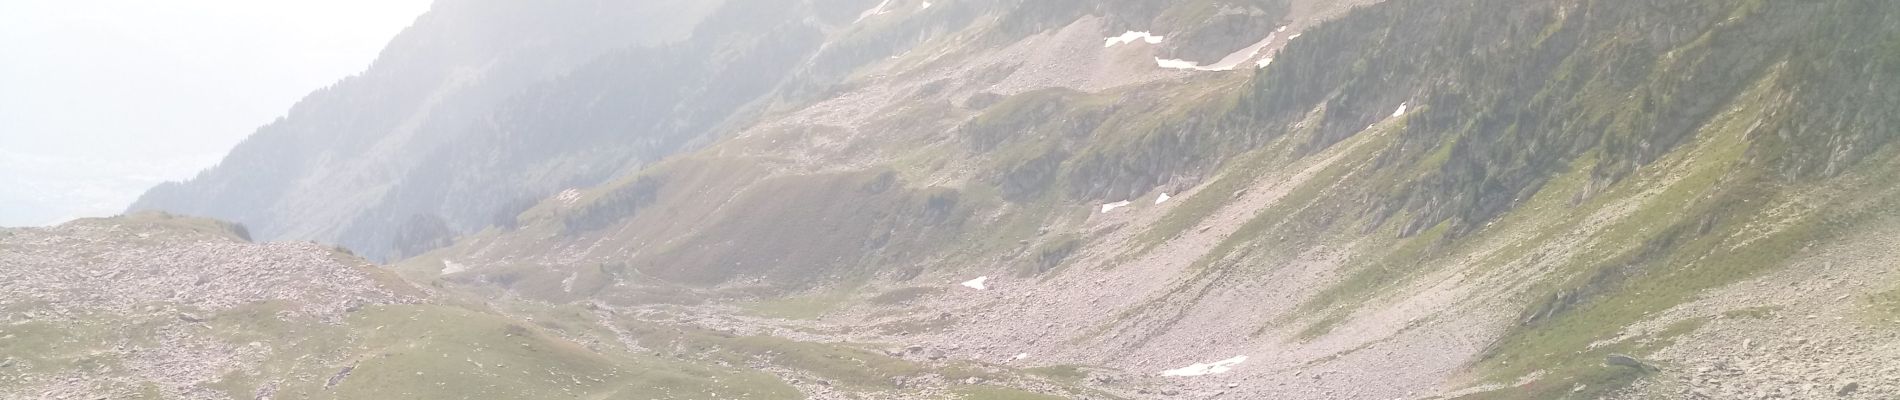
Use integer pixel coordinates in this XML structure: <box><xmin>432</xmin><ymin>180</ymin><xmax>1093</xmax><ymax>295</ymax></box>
<box><xmin>89</xmin><ymin>0</ymin><xmax>1900</xmax><ymax>398</ymax></box>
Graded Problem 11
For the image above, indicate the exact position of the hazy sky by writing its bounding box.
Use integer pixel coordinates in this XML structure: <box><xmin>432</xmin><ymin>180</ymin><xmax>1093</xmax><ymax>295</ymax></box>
<box><xmin>0</xmin><ymin>0</ymin><xmax>431</xmax><ymax>227</ymax></box>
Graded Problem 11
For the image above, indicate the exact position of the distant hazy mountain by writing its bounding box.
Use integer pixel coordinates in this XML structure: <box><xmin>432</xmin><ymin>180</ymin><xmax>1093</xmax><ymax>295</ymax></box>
<box><xmin>130</xmin><ymin>0</ymin><xmax>730</xmax><ymax>261</ymax></box>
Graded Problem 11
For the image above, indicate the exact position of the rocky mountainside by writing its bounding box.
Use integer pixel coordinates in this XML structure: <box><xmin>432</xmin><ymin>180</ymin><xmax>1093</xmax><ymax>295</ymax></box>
<box><xmin>0</xmin><ymin>213</ymin><xmax>429</xmax><ymax>398</ymax></box>
<box><xmin>93</xmin><ymin>0</ymin><xmax>1900</xmax><ymax>399</ymax></box>
<box><xmin>0</xmin><ymin>213</ymin><xmax>1130</xmax><ymax>399</ymax></box>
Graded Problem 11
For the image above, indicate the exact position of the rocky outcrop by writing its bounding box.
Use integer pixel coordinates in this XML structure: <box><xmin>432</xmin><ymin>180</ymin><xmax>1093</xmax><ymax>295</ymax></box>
<box><xmin>0</xmin><ymin>212</ymin><xmax>424</xmax><ymax>399</ymax></box>
<box><xmin>0</xmin><ymin>212</ymin><xmax>421</xmax><ymax>321</ymax></box>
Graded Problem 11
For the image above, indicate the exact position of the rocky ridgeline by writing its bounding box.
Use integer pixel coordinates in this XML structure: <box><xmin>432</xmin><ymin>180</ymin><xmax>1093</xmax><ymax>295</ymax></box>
<box><xmin>1</xmin><ymin>214</ymin><xmax>424</xmax><ymax>399</ymax></box>
<box><xmin>0</xmin><ymin>214</ymin><xmax>422</xmax><ymax>323</ymax></box>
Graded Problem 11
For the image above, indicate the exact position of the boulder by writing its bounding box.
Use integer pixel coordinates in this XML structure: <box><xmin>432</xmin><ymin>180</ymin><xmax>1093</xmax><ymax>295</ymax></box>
<box><xmin>1837</xmin><ymin>382</ymin><xmax>1859</xmax><ymax>396</ymax></box>
<box><xmin>1604</xmin><ymin>354</ymin><xmax>1657</xmax><ymax>372</ymax></box>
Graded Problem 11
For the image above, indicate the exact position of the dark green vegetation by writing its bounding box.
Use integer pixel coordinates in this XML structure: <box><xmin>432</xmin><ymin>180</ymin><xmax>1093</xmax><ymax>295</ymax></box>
<box><xmin>1196</xmin><ymin>0</ymin><xmax>1900</xmax><ymax>395</ymax></box>
<box><xmin>925</xmin><ymin>0</ymin><xmax>1898</xmax><ymax>395</ymax></box>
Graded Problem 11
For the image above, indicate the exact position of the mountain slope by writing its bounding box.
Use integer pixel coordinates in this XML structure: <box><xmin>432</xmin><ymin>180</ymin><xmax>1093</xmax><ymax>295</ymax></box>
<box><xmin>0</xmin><ymin>213</ymin><xmax>787</xmax><ymax>399</ymax></box>
<box><xmin>2</xmin><ymin>213</ymin><xmax>1116</xmax><ymax>399</ymax></box>
<box><xmin>108</xmin><ymin>0</ymin><xmax>1900</xmax><ymax>399</ymax></box>
<box><xmin>128</xmin><ymin>0</ymin><xmax>726</xmax><ymax>261</ymax></box>
<box><xmin>411</xmin><ymin>0</ymin><xmax>1900</xmax><ymax>398</ymax></box>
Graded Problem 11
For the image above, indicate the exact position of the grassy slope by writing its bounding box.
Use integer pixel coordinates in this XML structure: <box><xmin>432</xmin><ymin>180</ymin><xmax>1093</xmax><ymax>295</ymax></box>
<box><xmin>3</xmin><ymin>301</ymin><xmax>800</xmax><ymax>400</ymax></box>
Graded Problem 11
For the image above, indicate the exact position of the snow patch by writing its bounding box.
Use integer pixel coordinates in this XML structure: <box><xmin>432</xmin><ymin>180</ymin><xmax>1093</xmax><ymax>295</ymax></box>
<box><xmin>1160</xmin><ymin>356</ymin><xmax>1248</xmax><ymax>377</ymax></box>
<box><xmin>441</xmin><ymin>260</ymin><xmax>468</xmax><ymax>276</ymax></box>
<box><xmin>855</xmin><ymin>0</ymin><xmax>895</xmax><ymax>23</ymax></box>
<box><xmin>1156</xmin><ymin>193</ymin><xmax>1172</xmax><ymax>204</ymax></box>
<box><xmin>561</xmin><ymin>271</ymin><xmax>579</xmax><ymax>293</ymax></box>
<box><xmin>920</xmin><ymin>1</ymin><xmax>931</xmax><ymax>11</ymax></box>
<box><xmin>1255</xmin><ymin>57</ymin><xmax>1274</xmax><ymax>69</ymax></box>
<box><xmin>556</xmin><ymin>188</ymin><xmax>583</xmax><ymax>207</ymax></box>
<box><xmin>1147</xmin><ymin>57</ymin><xmax>1193</xmax><ymax>69</ymax></box>
<box><xmin>1011</xmin><ymin>353</ymin><xmax>1031</xmax><ymax>361</ymax></box>
<box><xmin>1100</xmin><ymin>200</ymin><xmax>1134</xmax><ymax>213</ymax></box>
<box><xmin>961</xmin><ymin>276</ymin><xmax>989</xmax><ymax>290</ymax></box>
<box><xmin>1105</xmin><ymin>31</ymin><xmax>1165</xmax><ymax>48</ymax></box>
<box><xmin>1391</xmin><ymin>102</ymin><xmax>1409</xmax><ymax>118</ymax></box>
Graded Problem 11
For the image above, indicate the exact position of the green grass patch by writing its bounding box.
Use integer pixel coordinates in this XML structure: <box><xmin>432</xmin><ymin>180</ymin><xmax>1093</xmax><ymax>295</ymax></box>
<box><xmin>1024</xmin><ymin>234</ymin><xmax>1082</xmax><ymax>276</ymax></box>
<box><xmin>1024</xmin><ymin>364</ymin><xmax>1090</xmax><ymax>382</ymax></box>
<box><xmin>1293</xmin><ymin>313</ymin><xmax>1349</xmax><ymax>342</ymax></box>
<box><xmin>617</xmin><ymin>319</ymin><xmax>923</xmax><ymax>391</ymax></box>
<box><xmin>1297</xmin><ymin>219</ymin><xmax>1451</xmax><ymax>318</ymax></box>
<box><xmin>1871</xmin><ymin>287</ymin><xmax>1900</xmax><ymax>320</ymax></box>
<box><xmin>743</xmin><ymin>292</ymin><xmax>850</xmax><ymax>320</ymax></box>
<box><xmin>868</xmin><ymin>286</ymin><xmax>945</xmax><ymax>305</ymax></box>
<box><xmin>951</xmin><ymin>385</ymin><xmax>1071</xmax><ymax>400</ymax></box>
<box><xmin>1133</xmin><ymin>145</ymin><xmax>1286</xmax><ymax>254</ymax></box>
<box><xmin>1459</xmin><ymin>318</ymin><xmax>1705</xmax><ymax>400</ymax></box>
<box><xmin>870</xmin><ymin>315</ymin><xmax>960</xmax><ymax>336</ymax></box>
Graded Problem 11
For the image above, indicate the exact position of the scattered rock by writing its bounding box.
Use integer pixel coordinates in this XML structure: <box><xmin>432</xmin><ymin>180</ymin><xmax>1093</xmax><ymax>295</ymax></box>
<box><xmin>324</xmin><ymin>365</ymin><xmax>354</xmax><ymax>389</ymax></box>
<box><xmin>1837</xmin><ymin>382</ymin><xmax>1859</xmax><ymax>396</ymax></box>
